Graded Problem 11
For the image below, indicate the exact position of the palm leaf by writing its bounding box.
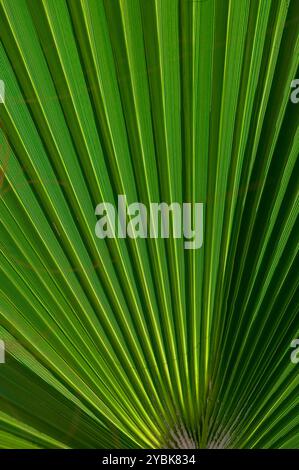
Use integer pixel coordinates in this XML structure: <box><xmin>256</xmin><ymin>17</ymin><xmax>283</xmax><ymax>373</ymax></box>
<box><xmin>0</xmin><ymin>0</ymin><xmax>298</xmax><ymax>449</ymax></box>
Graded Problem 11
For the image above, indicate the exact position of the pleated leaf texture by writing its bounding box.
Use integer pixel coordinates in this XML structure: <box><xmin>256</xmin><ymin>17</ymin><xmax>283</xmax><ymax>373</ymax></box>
<box><xmin>0</xmin><ymin>0</ymin><xmax>298</xmax><ymax>449</ymax></box>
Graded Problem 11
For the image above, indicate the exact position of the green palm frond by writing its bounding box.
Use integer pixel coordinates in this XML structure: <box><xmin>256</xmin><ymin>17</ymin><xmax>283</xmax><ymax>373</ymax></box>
<box><xmin>0</xmin><ymin>0</ymin><xmax>298</xmax><ymax>449</ymax></box>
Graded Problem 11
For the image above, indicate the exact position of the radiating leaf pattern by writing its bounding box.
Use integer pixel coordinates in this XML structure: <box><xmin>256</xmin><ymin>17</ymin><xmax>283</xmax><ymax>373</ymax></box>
<box><xmin>0</xmin><ymin>0</ymin><xmax>298</xmax><ymax>449</ymax></box>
